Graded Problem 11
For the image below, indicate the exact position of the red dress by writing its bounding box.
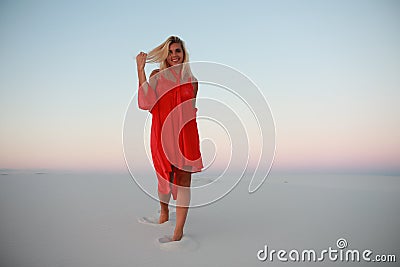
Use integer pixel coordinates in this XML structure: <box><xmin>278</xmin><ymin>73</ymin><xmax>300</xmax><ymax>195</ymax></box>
<box><xmin>138</xmin><ymin>68</ymin><xmax>203</xmax><ymax>200</ymax></box>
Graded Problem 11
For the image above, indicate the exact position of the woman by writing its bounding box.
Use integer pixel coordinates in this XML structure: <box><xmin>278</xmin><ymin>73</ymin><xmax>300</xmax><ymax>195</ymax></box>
<box><xmin>136</xmin><ymin>36</ymin><xmax>203</xmax><ymax>241</ymax></box>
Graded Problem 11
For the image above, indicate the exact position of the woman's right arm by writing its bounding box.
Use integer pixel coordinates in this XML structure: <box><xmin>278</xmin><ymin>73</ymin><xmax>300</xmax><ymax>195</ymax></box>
<box><xmin>136</xmin><ymin>52</ymin><xmax>148</xmax><ymax>91</ymax></box>
<box><xmin>136</xmin><ymin>52</ymin><xmax>159</xmax><ymax>110</ymax></box>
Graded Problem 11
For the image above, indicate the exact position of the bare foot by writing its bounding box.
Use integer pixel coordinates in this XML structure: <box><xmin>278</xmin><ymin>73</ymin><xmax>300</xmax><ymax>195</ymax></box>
<box><xmin>159</xmin><ymin>209</ymin><xmax>169</xmax><ymax>224</ymax></box>
<box><xmin>172</xmin><ymin>228</ymin><xmax>183</xmax><ymax>241</ymax></box>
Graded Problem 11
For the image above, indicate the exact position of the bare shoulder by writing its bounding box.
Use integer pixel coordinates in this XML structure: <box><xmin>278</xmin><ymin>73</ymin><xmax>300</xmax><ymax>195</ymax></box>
<box><xmin>150</xmin><ymin>69</ymin><xmax>160</xmax><ymax>77</ymax></box>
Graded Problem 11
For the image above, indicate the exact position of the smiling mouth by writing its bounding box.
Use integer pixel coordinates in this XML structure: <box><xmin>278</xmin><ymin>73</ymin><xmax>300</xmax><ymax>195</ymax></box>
<box><xmin>171</xmin><ymin>58</ymin><xmax>180</xmax><ymax>63</ymax></box>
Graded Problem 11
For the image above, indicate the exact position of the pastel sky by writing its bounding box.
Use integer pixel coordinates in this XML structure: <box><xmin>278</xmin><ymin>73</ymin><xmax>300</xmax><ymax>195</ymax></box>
<box><xmin>1</xmin><ymin>0</ymin><xmax>399</xmax><ymax>174</ymax></box>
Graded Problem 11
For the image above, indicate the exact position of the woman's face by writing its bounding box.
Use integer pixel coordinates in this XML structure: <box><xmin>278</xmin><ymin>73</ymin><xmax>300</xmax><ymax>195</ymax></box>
<box><xmin>167</xmin><ymin>42</ymin><xmax>184</xmax><ymax>67</ymax></box>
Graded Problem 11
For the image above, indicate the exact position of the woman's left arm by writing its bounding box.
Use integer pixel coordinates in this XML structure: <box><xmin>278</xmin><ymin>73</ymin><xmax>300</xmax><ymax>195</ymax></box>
<box><xmin>192</xmin><ymin>77</ymin><xmax>198</xmax><ymax>108</ymax></box>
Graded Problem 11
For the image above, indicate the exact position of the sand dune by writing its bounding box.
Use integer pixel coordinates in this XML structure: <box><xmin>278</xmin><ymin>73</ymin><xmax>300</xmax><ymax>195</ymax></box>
<box><xmin>0</xmin><ymin>172</ymin><xmax>399</xmax><ymax>266</ymax></box>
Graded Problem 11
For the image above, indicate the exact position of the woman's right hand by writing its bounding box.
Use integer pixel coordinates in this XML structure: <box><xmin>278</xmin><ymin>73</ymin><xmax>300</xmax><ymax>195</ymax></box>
<box><xmin>136</xmin><ymin>52</ymin><xmax>147</xmax><ymax>71</ymax></box>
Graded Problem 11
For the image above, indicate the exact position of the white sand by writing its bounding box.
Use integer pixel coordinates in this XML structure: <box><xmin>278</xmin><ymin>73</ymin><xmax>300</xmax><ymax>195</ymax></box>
<box><xmin>0</xmin><ymin>171</ymin><xmax>399</xmax><ymax>266</ymax></box>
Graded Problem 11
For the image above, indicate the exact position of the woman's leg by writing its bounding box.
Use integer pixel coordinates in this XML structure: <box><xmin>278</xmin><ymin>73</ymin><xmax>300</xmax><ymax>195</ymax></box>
<box><xmin>158</xmin><ymin>171</ymin><xmax>173</xmax><ymax>224</ymax></box>
<box><xmin>173</xmin><ymin>168</ymin><xmax>192</xmax><ymax>241</ymax></box>
<box><xmin>158</xmin><ymin>191</ymin><xmax>171</xmax><ymax>224</ymax></box>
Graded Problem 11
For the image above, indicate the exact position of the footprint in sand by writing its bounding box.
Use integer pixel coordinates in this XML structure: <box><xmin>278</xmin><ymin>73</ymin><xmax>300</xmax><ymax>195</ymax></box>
<box><xmin>137</xmin><ymin>216</ymin><xmax>175</xmax><ymax>227</ymax></box>
<box><xmin>139</xmin><ymin>210</ymin><xmax>198</xmax><ymax>251</ymax></box>
<box><xmin>156</xmin><ymin>235</ymin><xmax>199</xmax><ymax>252</ymax></box>
<box><xmin>137</xmin><ymin>210</ymin><xmax>176</xmax><ymax>226</ymax></box>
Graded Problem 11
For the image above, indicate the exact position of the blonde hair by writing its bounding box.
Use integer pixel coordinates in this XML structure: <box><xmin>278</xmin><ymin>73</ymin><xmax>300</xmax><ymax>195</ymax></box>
<box><xmin>147</xmin><ymin>36</ymin><xmax>190</xmax><ymax>70</ymax></box>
